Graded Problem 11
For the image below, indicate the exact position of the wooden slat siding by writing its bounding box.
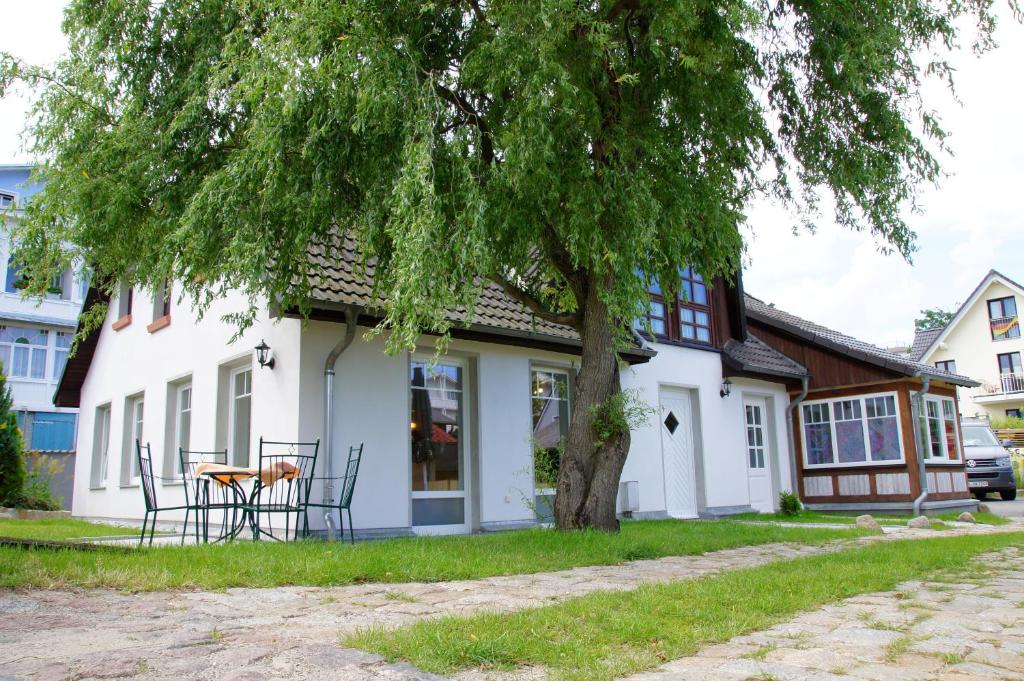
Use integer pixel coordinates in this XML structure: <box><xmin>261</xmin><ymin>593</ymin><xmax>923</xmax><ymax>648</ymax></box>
<box><xmin>792</xmin><ymin>381</ymin><xmax>969</xmax><ymax>504</ymax></box>
<box><xmin>748</xmin><ymin>320</ymin><xmax>900</xmax><ymax>391</ymax></box>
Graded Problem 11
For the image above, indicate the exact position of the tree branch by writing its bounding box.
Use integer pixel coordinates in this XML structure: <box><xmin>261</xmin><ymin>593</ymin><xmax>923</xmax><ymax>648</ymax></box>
<box><xmin>493</xmin><ymin>273</ymin><xmax>583</xmax><ymax>329</ymax></box>
<box><xmin>434</xmin><ymin>83</ymin><xmax>495</xmax><ymax>165</ymax></box>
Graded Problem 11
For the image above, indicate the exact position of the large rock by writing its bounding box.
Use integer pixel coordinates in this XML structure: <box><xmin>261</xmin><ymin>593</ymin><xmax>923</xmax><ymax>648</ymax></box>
<box><xmin>978</xmin><ymin>503</ymin><xmax>991</xmax><ymax>513</ymax></box>
<box><xmin>855</xmin><ymin>514</ymin><xmax>882</xmax><ymax>531</ymax></box>
<box><xmin>957</xmin><ymin>511</ymin><xmax>977</xmax><ymax>524</ymax></box>
<box><xmin>907</xmin><ymin>515</ymin><xmax>932</xmax><ymax>529</ymax></box>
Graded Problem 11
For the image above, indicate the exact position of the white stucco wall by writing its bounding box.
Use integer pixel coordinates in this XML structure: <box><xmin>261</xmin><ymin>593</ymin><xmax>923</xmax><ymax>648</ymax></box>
<box><xmin>926</xmin><ymin>279</ymin><xmax>1024</xmax><ymax>419</ymax></box>
<box><xmin>71</xmin><ymin>288</ymin><xmax>302</xmax><ymax>521</ymax></box>
<box><xmin>622</xmin><ymin>344</ymin><xmax>794</xmax><ymax>516</ymax></box>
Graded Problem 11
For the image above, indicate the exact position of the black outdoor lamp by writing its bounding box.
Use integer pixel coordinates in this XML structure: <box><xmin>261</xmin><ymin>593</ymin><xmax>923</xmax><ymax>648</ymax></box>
<box><xmin>255</xmin><ymin>339</ymin><xmax>275</xmax><ymax>370</ymax></box>
<box><xmin>719</xmin><ymin>378</ymin><xmax>732</xmax><ymax>398</ymax></box>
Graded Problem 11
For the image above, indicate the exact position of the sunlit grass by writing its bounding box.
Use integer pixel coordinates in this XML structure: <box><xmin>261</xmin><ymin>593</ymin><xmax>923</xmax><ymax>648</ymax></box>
<box><xmin>0</xmin><ymin>518</ymin><xmax>863</xmax><ymax>591</ymax></box>
<box><xmin>0</xmin><ymin>518</ymin><xmax>140</xmax><ymax>541</ymax></box>
<box><xmin>734</xmin><ymin>510</ymin><xmax>1010</xmax><ymax>526</ymax></box>
<box><xmin>347</xmin><ymin>533</ymin><xmax>1024</xmax><ymax>680</ymax></box>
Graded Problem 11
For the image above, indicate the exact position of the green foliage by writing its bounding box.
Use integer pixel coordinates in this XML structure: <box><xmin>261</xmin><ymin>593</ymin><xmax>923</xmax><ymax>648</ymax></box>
<box><xmin>778</xmin><ymin>491</ymin><xmax>802</xmax><ymax>517</ymax></box>
<box><xmin>0</xmin><ymin>368</ymin><xmax>25</xmax><ymax>506</ymax></box>
<box><xmin>533</xmin><ymin>441</ymin><xmax>563</xmax><ymax>488</ymax></box>
<box><xmin>990</xmin><ymin>416</ymin><xmax>1024</xmax><ymax>429</ymax></box>
<box><xmin>590</xmin><ymin>389</ymin><xmax>653</xmax><ymax>446</ymax></box>
<box><xmin>0</xmin><ymin>0</ymin><xmax>1000</xmax><ymax>348</ymax></box>
<box><xmin>10</xmin><ymin>453</ymin><xmax>65</xmax><ymax>511</ymax></box>
<box><xmin>915</xmin><ymin>308</ymin><xmax>955</xmax><ymax>331</ymax></box>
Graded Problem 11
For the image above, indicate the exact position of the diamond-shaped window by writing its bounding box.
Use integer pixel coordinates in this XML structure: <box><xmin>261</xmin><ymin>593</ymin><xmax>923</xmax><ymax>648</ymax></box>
<box><xmin>664</xmin><ymin>411</ymin><xmax>679</xmax><ymax>435</ymax></box>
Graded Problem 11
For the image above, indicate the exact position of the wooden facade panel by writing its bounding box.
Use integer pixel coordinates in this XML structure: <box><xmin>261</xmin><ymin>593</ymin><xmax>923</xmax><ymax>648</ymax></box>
<box><xmin>748</xmin><ymin>321</ymin><xmax>900</xmax><ymax>391</ymax></box>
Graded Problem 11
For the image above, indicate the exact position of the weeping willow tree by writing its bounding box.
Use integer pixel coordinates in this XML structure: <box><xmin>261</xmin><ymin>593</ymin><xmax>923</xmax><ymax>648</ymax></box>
<box><xmin>0</xmin><ymin>0</ymin><xmax>1008</xmax><ymax>530</ymax></box>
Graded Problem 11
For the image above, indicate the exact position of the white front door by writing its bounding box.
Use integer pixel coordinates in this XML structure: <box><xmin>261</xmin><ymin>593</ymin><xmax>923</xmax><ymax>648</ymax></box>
<box><xmin>659</xmin><ymin>388</ymin><xmax>698</xmax><ymax>519</ymax></box>
<box><xmin>744</xmin><ymin>397</ymin><xmax>774</xmax><ymax>513</ymax></box>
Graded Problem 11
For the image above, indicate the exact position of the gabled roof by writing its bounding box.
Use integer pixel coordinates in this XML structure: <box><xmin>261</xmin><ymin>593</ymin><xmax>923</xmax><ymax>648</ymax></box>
<box><xmin>744</xmin><ymin>294</ymin><xmax>978</xmax><ymax>387</ymax></box>
<box><xmin>915</xmin><ymin>269</ymin><xmax>1024</xmax><ymax>363</ymax></box>
<box><xmin>722</xmin><ymin>333</ymin><xmax>807</xmax><ymax>380</ymax></box>
<box><xmin>909</xmin><ymin>327</ymin><xmax>942</xmax><ymax>361</ymax></box>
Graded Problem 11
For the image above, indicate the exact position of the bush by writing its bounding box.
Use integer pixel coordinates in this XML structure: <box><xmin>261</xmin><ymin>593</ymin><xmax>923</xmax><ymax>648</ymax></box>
<box><xmin>990</xmin><ymin>416</ymin><xmax>1024</xmax><ymax>429</ymax></box>
<box><xmin>0</xmin><ymin>367</ymin><xmax>25</xmax><ymax>506</ymax></box>
<box><xmin>779</xmin><ymin>491</ymin><xmax>802</xmax><ymax>516</ymax></box>
<box><xmin>12</xmin><ymin>452</ymin><xmax>65</xmax><ymax>511</ymax></box>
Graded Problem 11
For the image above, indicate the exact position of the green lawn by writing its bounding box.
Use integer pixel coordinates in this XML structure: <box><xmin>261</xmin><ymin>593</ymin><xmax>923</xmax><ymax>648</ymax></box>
<box><xmin>0</xmin><ymin>518</ymin><xmax>864</xmax><ymax>591</ymax></box>
<box><xmin>734</xmin><ymin>509</ymin><xmax>1010</xmax><ymax>526</ymax></box>
<box><xmin>347</xmin><ymin>532</ymin><xmax>1024</xmax><ymax>680</ymax></box>
<box><xmin>0</xmin><ymin>518</ymin><xmax>141</xmax><ymax>541</ymax></box>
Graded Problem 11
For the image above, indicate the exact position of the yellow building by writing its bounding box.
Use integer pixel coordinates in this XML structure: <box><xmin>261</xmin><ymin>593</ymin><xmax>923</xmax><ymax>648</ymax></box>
<box><xmin>913</xmin><ymin>270</ymin><xmax>1024</xmax><ymax>420</ymax></box>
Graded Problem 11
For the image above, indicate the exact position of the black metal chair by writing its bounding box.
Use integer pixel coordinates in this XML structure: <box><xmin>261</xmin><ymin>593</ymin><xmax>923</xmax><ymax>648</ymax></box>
<box><xmin>136</xmin><ymin>441</ymin><xmax>190</xmax><ymax>546</ymax></box>
<box><xmin>241</xmin><ymin>438</ymin><xmax>319</xmax><ymax>541</ymax></box>
<box><xmin>304</xmin><ymin>443</ymin><xmax>364</xmax><ymax>543</ymax></box>
<box><xmin>179</xmin><ymin>448</ymin><xmax>232</xmax><ymax>543</ymax></box>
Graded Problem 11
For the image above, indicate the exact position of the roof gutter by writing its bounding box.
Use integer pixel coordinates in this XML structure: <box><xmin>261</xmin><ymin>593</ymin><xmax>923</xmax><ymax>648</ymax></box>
<box><xmin>911</xmin><ymin>375</ymin><xmax>932</xmax><ymax>517</ymax></box>
<box><xmin>322</xmin><ymin>305</ymin><xmax>359</xmax><ymax>540</ymax></box>
<box><xmin>785</xmin><ymin>375</ymin><xmax>810</xmax><ymax>498</ymax></box>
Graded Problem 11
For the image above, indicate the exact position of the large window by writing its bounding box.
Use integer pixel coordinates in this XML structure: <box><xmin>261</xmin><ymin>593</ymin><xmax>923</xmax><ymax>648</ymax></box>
<box><xmin>229</xmin><ymin>367</ymin><xmax>252</xmax><ymax>466</ymax></box>
<box><xmin>998</xmin><ymin>352</ymin><xmax>1023</xmax><ymax>394</ymax></box>
<box><xmin>989</xmin><ymin>296</ymin><xmax>1020</xmax><ymax>340</ymax></box>
<box><xmin>124</xmin><ymin>395</ymin><xmax>144</xmax><ymax>483</ymax></box>
<box><xmin>531</xmin><ymin>368</ymin><xmax>570</xmax><ymax>488</ymax></box>
<box><xmin>0</xmin><ymin>325</ymin><xmax>49</xmax><ymax>379</ymax></box>
<box><xmin>174</xmin><ymin>383</ymin><xmax>192</xmax><ymax>476</ymax></box>
<box><xmin>410</xmin><ymin>359</ymin><xmax>466</xmax><ymax>528</ymax></box>
<box><xmin>919</xmin><ymin>395</ymin><xmax>960</xmax><ymax>461</ymax></box>
<box><xmin>91</xmin><ymin>404</ymin><xmax>111</xmax><ymax>487</ymax></box>
<box><xmin>801</xmin><ymin>392</ymin><xmax>904</xmax><ymax>468</ymax></box>
<box><xmin>634</xmin><ymin>268</ymin><xmax>713</xmax><ymax>345</ymax></box>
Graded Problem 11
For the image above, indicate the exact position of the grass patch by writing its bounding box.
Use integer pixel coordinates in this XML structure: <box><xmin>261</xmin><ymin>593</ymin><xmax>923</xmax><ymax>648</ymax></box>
<box><xmin>884</xmin><ymin>635</ymin><xmax>914</xmax><ymax>662</ymax></box>
<box><xmin>734</xmin><ymin>510</ymin><xmax>1009</xmax><ymax>526</ymax></box>
<box><xmin>0</xmin><ymin>518</ymin><xmax>139</xmax><ymax>541</ymax></box>
<box><xmin>345</xmin><ymin>532</ymin><xmax>1024</xmax><ymax>681</ymax></box>
<box><xmin>0</xmin><ymin>518</ymin><xmax>861</xmax><ymax>591</ymax></box>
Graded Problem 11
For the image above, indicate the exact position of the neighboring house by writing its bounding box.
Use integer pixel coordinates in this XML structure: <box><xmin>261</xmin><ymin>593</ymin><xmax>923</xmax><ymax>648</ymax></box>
<box><xmin>912</xmin><ymin>270</ymin><xmax>1024</xmax><ymax>421</ymax></box>
<box><xmin>745</xmin><ymin>297</ymin><xmax>978</xmax><ymax>513</ymax></box>
<box><xmin>0</xmin><ymin>165</ymin><xmax>88</xmax><ymax>508</ymax></box>
<box><xmin>55</xmin><ymin>241</ymin><xmax>976</xmax><ymax>533</ymax></box>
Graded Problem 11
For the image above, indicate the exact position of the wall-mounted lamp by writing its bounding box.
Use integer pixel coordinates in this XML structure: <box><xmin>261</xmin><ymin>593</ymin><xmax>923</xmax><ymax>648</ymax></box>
<box><xmin>719</xmin><ymin>378</ymin><xmax>732</xmax><ymax>398</ymax></box>
<box><xmin>255</xmin><ymin>339</ymin><xmax>275</xmax><ymax>370</ymax></box>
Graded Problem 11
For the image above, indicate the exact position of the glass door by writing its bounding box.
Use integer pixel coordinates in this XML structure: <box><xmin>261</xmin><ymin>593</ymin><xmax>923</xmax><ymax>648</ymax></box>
<box><xmin>410</xmin><ymin>357</ymin><xmax>469</xmax><ymax>534</ymax></box>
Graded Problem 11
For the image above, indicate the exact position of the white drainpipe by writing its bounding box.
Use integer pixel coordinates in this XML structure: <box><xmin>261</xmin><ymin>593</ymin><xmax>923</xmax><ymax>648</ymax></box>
<box><xmin>322</xmin><ymin>306</ymin><xmax>358</xmax><ymax>540</ymax></box>
<box><xmin>785</xmin><ymin>375</ymin><xmax>810</xmax><ymax>497</ymax></box>
<box><xmin>911</xmin><ymin>375</ymin><xmax>932</xmax><ymax>517</ymax></box>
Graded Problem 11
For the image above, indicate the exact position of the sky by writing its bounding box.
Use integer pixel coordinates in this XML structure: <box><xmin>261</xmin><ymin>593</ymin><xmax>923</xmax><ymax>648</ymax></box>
<box><xmin>2</xmin><ymin>3</ymin><xmax>1022</xmax><ymax>349</ymax></box>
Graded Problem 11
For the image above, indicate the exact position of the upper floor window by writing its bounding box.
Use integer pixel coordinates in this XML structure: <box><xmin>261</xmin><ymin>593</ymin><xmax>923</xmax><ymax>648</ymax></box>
<box><xmin>116</xmin><ymin>283</ymin><xmax>133</xmax><ymax>318</ymax></box>
<box><xmin>153</xmin><ymin>280</ymin><xmax>171</xmax><ymax>320</ymax></box>
<box><xmin>4</xmin><ymin>257</ymin><xmax>24</xmax><ymax>293</ymax></box>
<box><xmin>988</xmin><ymin>296</ymin><xmax>1020</xmax><ymax>341</ymax></box>
<box><xmin>0</xmin><ymin>325</ymin><xmax>49</xmax><ymax>379</ymax></box>
<box><xmin>634</xmin><ymin>268</ymin><xmax>713</xmax><ymax>346</ymax></box>
<box><xmin>0</xmin><ymin>191</ymin><xmax>15</xmax><ymax>209</ymax></box>
<box><xmin>935</xmin><ymin>359</ymin><xmax>957</xmax><ymax>374</ymax></box>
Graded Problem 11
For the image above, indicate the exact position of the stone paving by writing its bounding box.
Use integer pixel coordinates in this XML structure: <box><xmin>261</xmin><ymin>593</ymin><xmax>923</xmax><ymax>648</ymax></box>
<box><xmin>626</xmin><ymin>546</ymin><xmax>1024</xmax><ymax>681</ymax></box>
<box><xmin>0</xmin><ymin>522</ymin><xmax>1019</xmax><ymax>680</ymax></box>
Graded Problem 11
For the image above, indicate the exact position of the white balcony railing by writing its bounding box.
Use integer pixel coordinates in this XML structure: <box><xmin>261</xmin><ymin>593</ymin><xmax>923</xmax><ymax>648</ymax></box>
<box><xmin>977</xmin><ymin>372</ymin><xmax>1024</xmax><ymax>397</ymax></box>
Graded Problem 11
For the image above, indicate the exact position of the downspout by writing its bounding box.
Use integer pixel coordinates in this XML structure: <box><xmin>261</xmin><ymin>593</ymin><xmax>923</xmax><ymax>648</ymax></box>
<box><xmin>785</xmin><ymin>376</ymin><xmax>810</xmax><ymax>497</ymax></box>
<box><xmin>911</xmin><ymin>375</ymin><xmax>932</xmax><ymax>517</ymax></box>
<box><xmin>323</xmin><ymin>306</ymin><xmax>359</xmax><ymax>540</ymax></box>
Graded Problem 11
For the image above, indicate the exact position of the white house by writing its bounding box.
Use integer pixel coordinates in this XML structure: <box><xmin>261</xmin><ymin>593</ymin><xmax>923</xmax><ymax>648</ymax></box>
<box><xmin>1</xmin><ymin>164</ymin><xmax>89</xmax><ymax>507</ymax></box>
<box><xmin>912</xmin><ymin>270</ymin><xmax>1024</xmax><ymax>420</ymax></box>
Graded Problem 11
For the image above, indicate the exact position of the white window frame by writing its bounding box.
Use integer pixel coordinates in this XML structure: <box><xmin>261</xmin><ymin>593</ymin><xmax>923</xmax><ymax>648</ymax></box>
<box><xmin>920</xmin><ymin>395</ymin><xmax>962</xmax><ymax>464</ymax></box>
<box><xmin>0</xmin><ymin>325</ymin><xmax>51</xmax><ymax>381</ymax></box>
<box><xmin>173</xmin><ymin>383</ymin><xmax>192</xmax><ymax>477</ymax></box>
<box><xmin>409</xmin><ymin>354</ymin><xmax>470</xmax><ymax>534</ymax></box>
<box><xmin>228</xmin><ymin>365</ymin><xmax>252</xmax><ymax>467</ymax></box>
<box><xmin>91</xmin><ymin>404</ymin><xmax>111</xmax><ymax>488</ymax></box>
<box><xmin>799</xmin><ymin>391</ymin><xmax>906</xmax><ymax>469</ymax></box>
<box><xmin>123</xmin><ymin>395</ymin><xmax>145</xmax><ymax>484</ymax></box>
<box><xmin>530</xmin><ymin>365</ymin><xmax>572</xmax><ymax>495</ymax></box>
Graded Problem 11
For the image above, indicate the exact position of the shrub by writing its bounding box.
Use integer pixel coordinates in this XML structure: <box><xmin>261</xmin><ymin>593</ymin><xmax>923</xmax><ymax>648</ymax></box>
<box><xmin>13</xmin><ymin>452</ymin><xmax>65</xmax><ymax>511</ymax></box>
<box><xmin>779</xmin><ymin>491</ymin><xmax>802</xmax><ymax>516</ymax></box>
<box><xmin>990</xmin><ymin>416</ymin><xmax>1024</xmax><ymax>429</ymax></box>
<box><xmin>0</xmin><ymin>367</ymin><xmax>25</xmax><ymax>506</ymax></box>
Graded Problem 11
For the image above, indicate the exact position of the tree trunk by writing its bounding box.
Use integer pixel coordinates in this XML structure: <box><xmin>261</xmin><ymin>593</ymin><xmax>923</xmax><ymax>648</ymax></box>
<box><xmin>553</xmin><ymin>282</ymin><xmax>631</xmax><ymax>531</ymax></box>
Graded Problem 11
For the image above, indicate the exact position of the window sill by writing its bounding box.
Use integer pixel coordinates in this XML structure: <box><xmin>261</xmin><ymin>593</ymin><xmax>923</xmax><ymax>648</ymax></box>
<box><xmin>925</xmin><ymin>460</ymin><xmax>965</xmax><ymax>466</ymax></box>
<box><xmin>160</xmin><ymin>479</ymin><xmax>183</xmax><ymax>487</ymax></box>
<box><xmin>803</xmin><ymin>460</ymin><xmax>906</xmax><ymax>471</ymax></box>
<box><xmin>112</xmin><ymin>314</ymin><xmax>132</xmax><ymax>331</ymax></box>
<box><xmin>147</xmin><ymin>314</ymin><xmax>171</xmax><ymax>333</ymax></box>
<box><xmin>89</xmin><ymin>485</ymin><xmax>107</xmax><ymax>491</ymax></box>
<box><xmin>119</xmin><ymin>482</ymin><xmax>140</xmax><ymax>489</ymax></box>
